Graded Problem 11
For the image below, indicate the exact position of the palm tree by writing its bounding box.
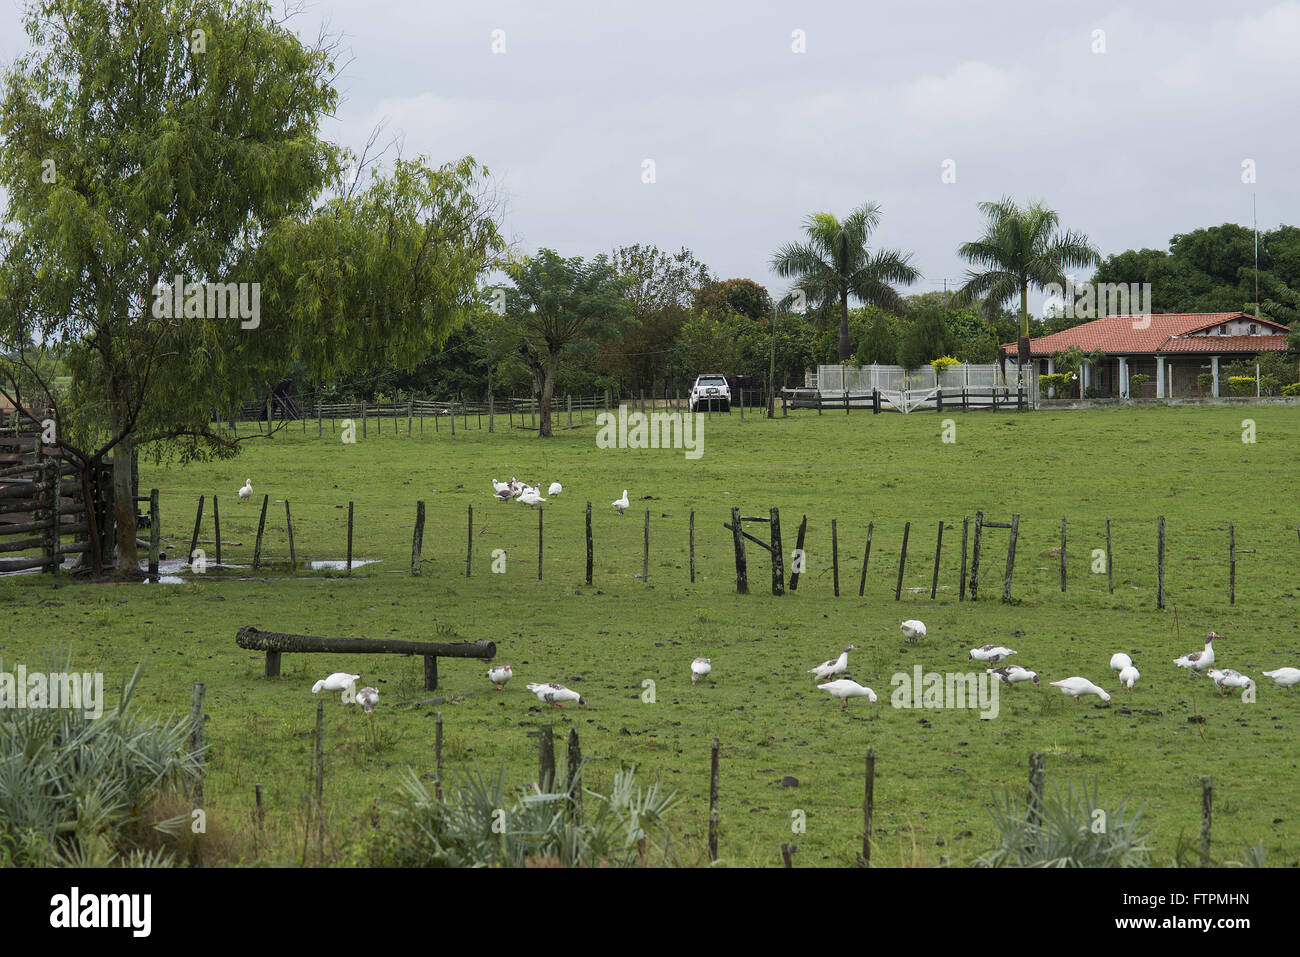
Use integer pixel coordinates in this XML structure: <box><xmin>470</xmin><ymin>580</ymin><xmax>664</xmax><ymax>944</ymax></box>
<box><xmin>771</xmin><ymin>203</ymin><xmax>920</xmax><ymax>362</ymax></box>
<box><xmin>954</xmin><ymin>197</ymin><xmax>1100</xmax><ymax>384</ymax></box>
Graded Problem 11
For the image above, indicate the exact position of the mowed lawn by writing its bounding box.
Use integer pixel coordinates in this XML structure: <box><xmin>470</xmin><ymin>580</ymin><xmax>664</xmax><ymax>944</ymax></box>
<box><xmin>3</xmin><ymin>403</ymin><xmax>1299</xmax><ymax>866</ymax></box>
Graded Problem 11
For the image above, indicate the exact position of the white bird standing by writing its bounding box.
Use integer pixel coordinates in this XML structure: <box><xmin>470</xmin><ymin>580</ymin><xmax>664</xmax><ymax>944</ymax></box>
<box><xmin>1262</xmin><ymin>667</ymin><xmax>1300</xmax><ymax>691</ymax></box>
<box><xmin>518</xmin><ymin>488</ymin><xmax>546</xmax><ymax>507</ymax></box>
<box><xmin>1049</xmin><ymin>677</ymin><xmax>1111</xmax><ymax>704</ymax></box>
<box><xmin>526</xmin><ymin>682</ymin><xmax>587</xmax><ymax>708</ymax></box>
<box><xmin>238</xmin><ymin>479</ymin><xmax>253</xmax><ymax>502</ymax></box>
<box><xmin>1174</xmin><ymin>633</ymin><xmax>1218</xmax><ymax>674</ymax></box>
<box><xmin>355</xmin><ymin>687</ymin><xmax>379</xmax><ymax>713</ymax></box>
<box><xmin>818</xmin><ymin>679</ymin><xmax>877</xmax><ymax>709</ymax></box>
<box><xmin>969</xmin><ymin>645</ymin><xmax>1017</xmax><ymax>664</ymax></box>
<box><xmin>987</xmin><ymin>665</ymin><xmax>1039</xmax><ymax>688</ymax></box>
<box><xmin>1110</xmin><ymin>652</ymin><xmax>1133</xmax><ymax>674</ymax></box>
<box><xmin>612</xmin><ymin>490</ymin><xmax>630</xmax><ymax>515</ymax></box>
<box><xmin>1207</xmin><ymin>669</ymin><xmax>1253</xmax><ymax>697</ymax></box>
<box><xmin>1117</xmin><ymin>665</ymin><xmax>1140</xmax><ymax>690</ymax></box>
<box><xmin>808</xmin><ymin>646</ymin><xmax>856</xmax><ymax>681</ymax></box>
<box><xmin>492</xmin><ymin>478</ymin><xmax>511</xmax><ymax>495</ymax></box>
<box><xmin>691</xmin><ymin>657</ymin><xmax>712</xmax><ymax>684</ymax></box>
<box><xmin>312</xmin><ymin>672</ymin><xmax>360</xmax><ymax>703</ymax></box>
<box><xmin>548</xmin><ymin>482</ymin><xmax>562</xmax><ymax>497</ymax></box>
<box><xmin>900</xmin><ymin>620</ymin><xmax>927</xmax><ymax>643</ymax></box>
<box><xmin>487</xmin><ymin>664</ymin><xmax>513</xmax><ymax>690</ymax></box>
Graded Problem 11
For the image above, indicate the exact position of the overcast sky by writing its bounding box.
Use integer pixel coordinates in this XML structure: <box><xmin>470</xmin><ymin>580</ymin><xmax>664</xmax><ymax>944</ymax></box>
<box><xmin>3</xmin><ymin>0</ymin><xmax>1298</xmax><ymax>313</ymax></box>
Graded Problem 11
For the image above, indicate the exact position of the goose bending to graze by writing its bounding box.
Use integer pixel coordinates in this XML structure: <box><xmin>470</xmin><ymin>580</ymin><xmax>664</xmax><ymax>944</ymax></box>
<box><xmin>518</xmin><ymin>488</ymin><xmax>546</xmax><ymax>507</ymax></box>
<box><xmin>312</xmin><ymin>672</ymin><xmax>361</xmax><ymax>703</ymax></box>
<box><xmin>691</xmin><ymin>657</ymin><xmax>712</xmax><ymax>684</ymax></box>
<box><xmin>548</xmin><ymin>482</ymin><xmax>562</xmax><ymax>497</ymax></box>
<box><xmin>1110</xmin><ymin>652</ymin><xmax>1133</xmax><ymax>674</ymax></box>
<box><xmin>818</xmin><ymin>679</ymin><xmax>877</xmax><ymax>708</ymax></box>
<box><xmin>1118</xmin><ymin>665</ymin><xmax>1140</xmax><ymax>690</ymax></box>
<box><xmin>612</xmin><ymin>490</ymin><xmax>630</xmax><ymax>515</ymax></box>
<box><xmin>808</xmin><ymin>646</ymin><xmax>855</xmax><ymax>681</ymax></box>
<box><xmin>1262</xmin><ymin>667</ymin><xmax>1300</xmax><ymax>691</ymax></box>
<box><xmin>1207</xmin><ymin>669</ymin><xmax>1253</xmax><ymax>697</ymax></box>
<box><xmin>1174</xmin><ymin>633</ymin><xmax>1217</xmax><ymax>674</ymax></box>
<box><xmin>900</xmin><ymin>620</ymin><xmax>926</xmax><ymax>643</ymax></box>
<box><xmin>355</xmin><ymin>687</ymin><xmax>379</xmax><ymax>713</ymax></box>
<box><xmin>526</xmin><ymin>682</ymin><xmax>587</xmax><ymax>708</ymax></box>
<box><xmin>1049</xmin><ymin>677</ymin><xmax>1111</xmax><ymax>704</ymax></box>
<box><xmin>487</xmin><ymin>664</ymin><xmax>513</xmax><ymax>690</ymax></box>
<box><xmin>987</xmin><ymin>665</ymin><xmax>1039</xmax><ymax>687</ymax></box>
<box><xmin>969</xmin><ymin>645</ymin><xmax>1017</xmax><ymax>664</ymax></box>
<box><xmin>492</xmin><ymin>478</ymin><xmax>511</xmax><ymax>495</ymax></box>
<box><xmin>238</xmin><ymin>479</ymin><xmax>253</xmax><ymax>502</ymax></box>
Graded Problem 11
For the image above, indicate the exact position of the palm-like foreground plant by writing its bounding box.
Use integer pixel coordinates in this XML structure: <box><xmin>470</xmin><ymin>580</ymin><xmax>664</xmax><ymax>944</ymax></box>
<box><xmin>771</xmin><ymin>203</ymin><xmax>920</xmax><ymax>362</ymax></box>
<box><xmin>955</xmin><ymin>197</ymin><xmax>1100</xmax><ymax>381</ymax></box>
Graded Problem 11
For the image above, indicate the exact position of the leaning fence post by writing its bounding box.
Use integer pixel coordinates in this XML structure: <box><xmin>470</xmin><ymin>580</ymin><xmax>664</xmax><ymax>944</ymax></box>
<box><xmin>789</xmin><ymin>514</ymin><xmax>808</xmax><ymax>590</ymax></box>
<box><xmin>894</xmin><ymin>521</ymin><xmax>911</xmax><ymax>600</ymax></box>
<box><xmin>1001</xmin><ymin>513</ymin><xmax>1020</xmax><ymax>603</ymax></box>
<box><xmin>285</xmin><ymin>499</ymin><xmax>297</xmax><ymax>570</ymax></box>
<box><xmin>858</xmin><ymin>521</ymin><xmax>874</xmax><ymax>597</ymax></box>
<box><xmin>253</xmin><ymin>494</ymin><xmax>269</xmax><ymax>569</ymax></box>
<box><xmin>188</xmin><ymin>495</ymin><xmax>205</xmax><ymax>568</ymax></box>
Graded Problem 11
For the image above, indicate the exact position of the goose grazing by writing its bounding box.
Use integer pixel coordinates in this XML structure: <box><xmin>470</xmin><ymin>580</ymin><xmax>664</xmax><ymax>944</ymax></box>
<box><xmin>612</xmin><ymin>490</ymin><xmax>630</xmax><ymax>515</ymax></box>
<box><xmin>808</xmin><ymin>645</ymin><xmax>855</xmax><ymax>681</ymax></box>
<box><xmin>1262</xmin><ymin>667</ymin><xmax>1300</xmax><ymax>691</ymax></box>
<box><xmin>900</xmin><ymin>620</ymin><xmax>927</xmax><ymax>643</ymax></box>
<box><xmin>1174</xmin><ymin>633</ymin><xmax>1217</xmax><ymax>674</ymax></box>
<box><xmin>495</xmin><ymin>486</ymin><xmax>514</xmax><ymax>502</ymax></box>
<box><xmin>1117</xmin><ymin>665</ymin><xmax>1140</xmax><ymax>690</ymax></box>
<box><xmin>1207</xmin><ymin>669</ymin><xmax>1253</xmax><ymax>697</ymax></box>
<box><xmin>492</xmin><ymin>478</ymin><xmax>511</xmax><ymax>495</ymax></box>
<box><xmin>1110</xmin><ymin>652</ymin><xmax>1133</xmax><ymax>674</ymax></box>
<box><xmin>355</xmin><ymin>687</ymin><xmax>379</xmax><ymax>713</ymax></box>
<box><xmin>487</xmin><ymin>664</ymin><xmax>513</xmax><ymax>690</ymax></box>
<box><xmin>987</xmin><ymin>665</ymin><xmax>1039</xmax><ymax>688</ymax></box>
<box><xmin>1049</xmin><ymin>676</ymin><xmax>1111</xmax><ymax>704</ymax></box>
<box><xmin>969</xmin><ymin>644</ymin><xmax>1017</xmax><ymax>664</ymax></box>
<box><xmin>548</xmin><ymin>482</ymin><xmax>562</xmax><ymax>497</ymax></box>
<box><xmin>312</xmin><ymin>672</ymin><xmax>361</xmax><ymax>703</ymax></box>
<box><xmin>518</xmin><ymin>487</ymin><xmax>546</xmax><ymax>507</ymax></box>
<box><xmin>238</xmin><ymin>479</ymin><xmax>253</xmax><ymax>502</ymax></box>
<box><xmin>817</xmin><ymin>679</ymin><xmax>877</xmax><ymax>709</ymax></box>
<box><xmin>691</xmin><ymin>657</ymin><xmax>712</xmax><ymax>684</ymax></box>
<box><xmin>526</xmin><ymin>682</ymin><xmax>587</xmax><ymax>708</ymax></box>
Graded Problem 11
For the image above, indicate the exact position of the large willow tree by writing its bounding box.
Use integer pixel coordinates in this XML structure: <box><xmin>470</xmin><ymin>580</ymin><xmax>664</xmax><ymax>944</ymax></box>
<box><xmin>0</xmin><ymin>0</ymin><xmax>502</xmax><ymax>574</ymax></box>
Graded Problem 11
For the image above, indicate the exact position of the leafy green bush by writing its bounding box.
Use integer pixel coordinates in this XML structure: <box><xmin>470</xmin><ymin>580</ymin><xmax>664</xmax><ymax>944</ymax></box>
<box><xmin>377</xmin><ymin>760</ymin><xmax>680</xmax><ymax>868</ymax></box>
<box><xmin>1197</xmin><ymin>372</ymin><xmax>1214</xmax><ymax>392</ymax></box>
<box><xmin>0</xmin><ymin>652</ymin><xmax>202</xmax><ymax>867</ymax></box>
<box><xmin>1128</xmin><ymin>373</ymin><xmax>1150</xmax><ymax>395</ymax></box>
<box><xmin>976</xmin><ymin>778</ymin><xmax>1151</xmax><ymax>868</ymax></box>
<box><xmin>930</xmin><ymin>355</ymin><xmax>960</xmax><ymax>375</ymax></box>
<box><xmin>1227</xmin><ymin>376</ymin><xmax>1255</xmax><ymax>396</ymax></box>
<box><xmin>1039</xmin><ymin>373</ymin><xmax>1073</xmax><ymax>396</ymax></box>
<box><xmin>1283</xmin><ymin>382</ymin><xmax>1300</xmax><ymax>397</ymax></box>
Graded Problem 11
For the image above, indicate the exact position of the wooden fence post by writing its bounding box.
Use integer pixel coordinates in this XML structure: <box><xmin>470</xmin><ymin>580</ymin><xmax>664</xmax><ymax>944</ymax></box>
<box><xmin>708</xmin><ymin>736</ymin><xmax>720</xmax><ymax>863</ymax></box>
<box><xmin>537</xmin><ymin>723</ymin><xmax>556</xmax><ymax>790</ymax></box>
<box><xmin>1106</xmin><ymin>517</ymin><xmax>1113</xmax><ymax>594</ymax></box>
<box><xmin>585</xmin><ymin>502</ymin><xmax>593</xmax><ymax>585</ymax></box>
<box><xmin>148</xmin><ymin>489</ymin><xmax>160</xmax><ymax>579</ymax></box>
<box><xmin>189</xmin><ymin>682</ymin><xmax>207</xmax><ymax>806</ymax></box>
<box><xmin>642</xmin><ymin>508</ymin><xmax>649</xmax><ymax>582</ymax></box>
<box><xmin>858</xmin><ymin>521</ymin><xmax>873</xmax><ymax>597</ymax></box>
<box><xmin>210</xmin><ymin>494</ymin><xmax>221</xmax><ymax>568</ymax></box>
<box><xmin>730</xmin><ymin>506</ymin><xmax>747</xmax><ymax>594</ymax></box>
<box><xmin>1059</xmin><ymin>516</ymin><xmax>1066</xmax><ymax>592</ymax></box>
<box><xmin>789</xmin><ymin>514</ymin><xmax>808</xmax><ymax>590</ymax></box>
<box><xmin>860</xmin><ymin>747</ymin><xmax>875</xmax><ymax>868</ymax></box>
<box><xmin>831</xmin><ymin>519</ymin><xmax>839</xmax><ymax>597</ymax></box>
<box><xmin>969</xmin><ymin>510</ymin><xmax>983</xmax><ymax>600</ymax></box>
<box><xmin>346</xmin><ymin>501</ymin><xmax>353</xmax><ymax>573</ymax></box>
<box><xmin>894</xmin><ymin>521</ymin><xmax>911</xmax><ymax>600</ymax></box>
<box><xmin>314</xmin><ymin>699</ymin><xmax>325</xmax><ymax>859</ymax></box>
<box><xmin>1157</xmin><ymin>515</ymin><xmax>1166</xmax><ymax>610</ymax></box>
<box><xmin>567</xmin><ymin>727</ymin><xmax>583</xmax><ymax>824</ymax></box>
<box><xmin>188</xmin><ymin>495</ymin><xmax>204</xmax><ymax>568</ymax></box>
<box><xmin>285</xmin><ymin>500</ymin><xmax>296</xmax><ymax>570</ymax></box>
<box><xmin>1026</xmin><ymin>752</ymin><xmax>1046</xmax><ymax>852</ymax></box>
<box><xmin>466</xmin><ymin>505</ymin><xmax>473</xmax><ymax>577</ymax></box>
<box><xmin>1228</xmin><ymin>523</ymin><xmax>1235</xmax><ymax>605</ymax></box>
<box><xmin>435</xmin><ymin>713</ymin><xmax>444</xmax><ymax>802</ymax></box>
<box><xmin>770</xmin><ymin>507</ymin><xmax>784</xmax><ymax>596</ymax></box>
<box><xmin>252</xmin><ymin>494</ymin><xmax>269</xmax><ymax>568</ymax></box>
<box><xmin>1200</xmin><ymin>775</ymin><xmax>1212</xmax><ymax>866</ymax></box>
<box><xmin>411</xmin><ymin>501</ymin><xmax>425</xmax><ymax>576</ymax></box>
<box><xmin>930</xmin><ymin>520</ymin><xmax>944</xmax><ymax>599</ymax></box>
<box><xmin>1001</xmin><ymin>513</ymin><xmax>1020</xmax><ymax>603</ymax></box>
<box><xmin>538</xmin><ymin>507</ymin><xmax>544</xmax><ymax>581</ymax></box>
<box><xmin>689</xmin><ymin>510</ymin><xmax>695</xmax><ymax>583</ymax></box>
<box><xmin>959</xmin><ymin>515</ymin><xmax>969</xmax><ymax>601</ymax></box>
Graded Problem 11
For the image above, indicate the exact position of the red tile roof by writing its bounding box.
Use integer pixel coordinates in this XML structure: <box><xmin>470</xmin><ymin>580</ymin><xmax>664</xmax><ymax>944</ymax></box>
<box><xmin>1000</xmin><ymin>313</ymin><xmax>1292</xmax><ymax>356</ymax></box>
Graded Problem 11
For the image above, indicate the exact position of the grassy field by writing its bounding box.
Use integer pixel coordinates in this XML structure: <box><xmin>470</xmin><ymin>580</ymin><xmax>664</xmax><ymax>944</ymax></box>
<box><xmin>3</xmin><ymin>403</ymin><xmax>1299</xmax><ymax>867</ymax></box>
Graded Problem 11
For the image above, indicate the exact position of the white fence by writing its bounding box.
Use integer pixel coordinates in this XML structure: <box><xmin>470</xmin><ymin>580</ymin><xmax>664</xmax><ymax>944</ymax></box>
<box><xmin>803</xmin><ymin>363</ymin><xmax>1037</xmax><ymax>412</ymax></box>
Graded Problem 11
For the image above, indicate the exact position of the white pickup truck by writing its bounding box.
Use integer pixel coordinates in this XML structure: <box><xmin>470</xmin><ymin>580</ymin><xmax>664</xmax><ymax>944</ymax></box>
<box><xmin>689</xmin><ymin>374</ymin><xmax>731</xmax><ymax>413</ymax></box>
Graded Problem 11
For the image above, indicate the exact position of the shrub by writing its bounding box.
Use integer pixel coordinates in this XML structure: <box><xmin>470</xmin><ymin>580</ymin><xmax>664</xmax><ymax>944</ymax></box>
<box><xmin>1283</xmin><ymin>382</ymin><xmax>1300</xmax><ymax>397</ymax></box>
<box><xmin>0</xmin><ymin>652</ymin><xmax>202</xmax><ymax>867</ymax></box>
<box><xmin>930</xmin><ymin>355</ymin><xmax>960</xmax><ymax>375</ymax></box>
<box><xmin>1227</xmin><ymin>376</ymin><xmax>1255</xmax><ymax>396</ymax></box>
<box><xmin>1039</xmin><ymin>373</ymin><xmax>1073</xmax><ymax>396</ymax></box>
<box><xmin>1128</xmin><ymin>373</ymin><xmax>1150</xmax><ymax>394</ymax></box>
<box><xmin>976</xmin><ymin>777</ymin><xmax>1151</xmax><ymax>868</ymax></box>
<box><xmin>1197</xmin><ymin>372</ymin><xmax>1214</xmax><ymax>392</ymax></box>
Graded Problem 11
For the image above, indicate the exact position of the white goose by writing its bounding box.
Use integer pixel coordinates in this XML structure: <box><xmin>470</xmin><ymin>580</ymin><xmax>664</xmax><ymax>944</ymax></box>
<box><xmin>612</xmin><ymin>490</ymin><xmax>630</xmax><ymax>515</ymax></box>
<box><xmin>355</xmin><ymin>687</ymin><xmax>379</xmax><ymax>713</ymax></box>
<box><xmin>492</xmin><ymin>478</ymin><xmax>511</xmax><ymax>495</ymax></box>
<box><xmin>526</xmin><ymin>682</ymin><xmax>587</xmax><ymax>708</ymax></box>
<box><xmin>808</xmin><ymin>645</ymin><xmax>855</xmax><ymax>681</ymax></box>
<box><xmin>238</xmin><ymin>479</ymin><xmax>253</xmax><ymax>502</ymax></box>
<box><xmin>312</xmin><ymin>672</ymin><xmax>360</xmax><ymax>703</ymax></box>
<box><xmin>1207</xmin><ymin>669</ymin><xmax>1253</xmax><ymax>697</ymax></box>
<box><xmin>1110</xmin><ymin>652</ymin><xmax>1133</xmax><ymax>674</ymax></box>
<box><xmin>487</xmin><ymin>664</ymin><xmax>513</xmax><ymax>690</ymax></box>
<box><xmin>518</xmin><ymin>487</ymin><xmax>546</xmax><ymax>508</ymax></box>
<box><xmin>1049</xmin><ymin>676</ymin><xmax>1111</xmax><ymax>704</ymax></box>
<box><xmin>691</xmin><ymin>657</ymin><xmax>712</xmax><ymax>684</ymax></box>
<box><xmin>969</xmin><ymin>644</ymin><xmax>1017</xmax><ymax>664</ymax></box>
<box><xmin>818</xmin><ymin>679</ymin><xmax>877</xmax><ymax>708</ymax></box>
<box><xmin>1262</xmin><ymin>667</ymin><xmax>1300</xmax><ymax>691</ymax></box>
<box><xmin>548</xmin><ymin>482</ymin><xmax>562</xmax><ymax>497</ymax></box>
<box><xmin>1174</xmin><ymin>633</ymin><xmax>1217</xmax><ymax>674</ymax></box>
<box><xmin>987</xmin><ymin>665</ymin><xmax>1039</xmax><ymax>687</ymax></box>
<box><xmin>1117</xmin><ymin>665</ymin><xmax>1140</xmax><ymax>690</ymax></box>
<box><xmin>900</xmin><ymin>620</ymin><xmax>927</xmax><ymax>643</ymax></box>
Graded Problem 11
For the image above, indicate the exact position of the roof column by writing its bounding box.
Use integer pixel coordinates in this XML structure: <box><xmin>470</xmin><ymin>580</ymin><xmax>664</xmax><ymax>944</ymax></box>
<box><xmin>1156</xmin><ymin>355</ymin><xmax>1166</xmax><ymax>399</ymax></box>
<box><xmin>1119</xmin><ymin>356</ymin><xmax>1128</xmax><ymax>397</ymax></box>
<box><xmin>1211</xmin><ymin>355</ymin><xmax>1220</xmax><ymax>398</ymax></box>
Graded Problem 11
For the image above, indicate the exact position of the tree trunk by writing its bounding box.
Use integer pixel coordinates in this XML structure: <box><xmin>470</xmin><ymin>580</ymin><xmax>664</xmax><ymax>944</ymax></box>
<box><xmin>539</xmin><ymin>353</ymin><xmax>558</xmax><ymax>438</ymax></box>
<box><xmin>1017</xmin><ymin>282</ymin><xmax>1030</xmax><ymax>383</ymax></box>
<box><xmin>838</xmin><ymin>291</ymin><xmax>852</xmax><ymax>362</ymax></box>
<box><xmin>112</xmin><ymin>434</ymin><xmax>138</xmax><ymax>575</ymax></box>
